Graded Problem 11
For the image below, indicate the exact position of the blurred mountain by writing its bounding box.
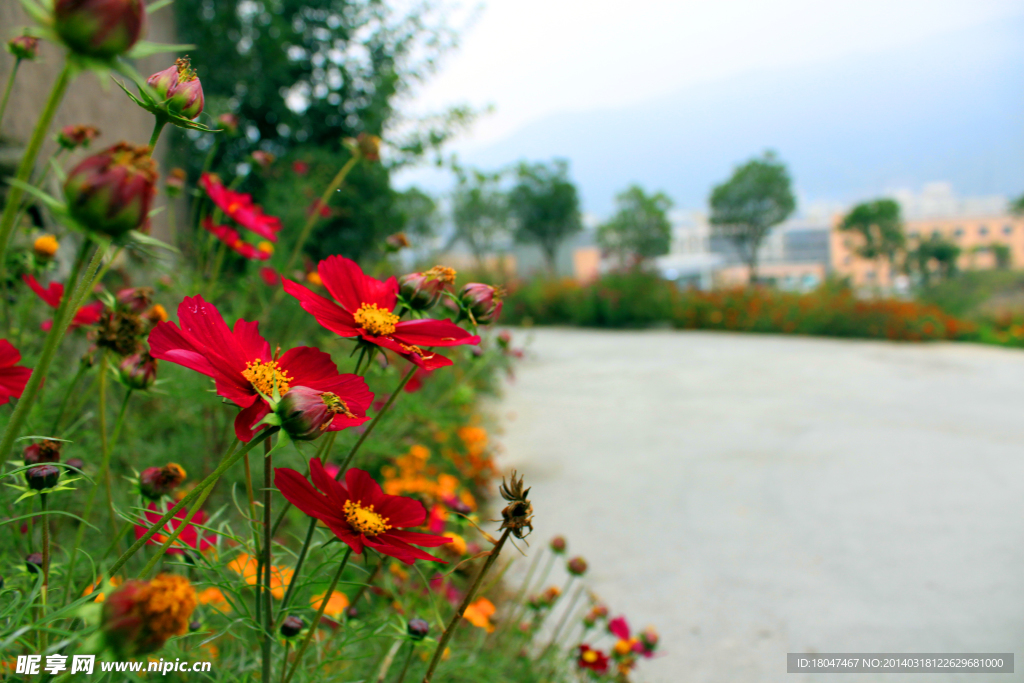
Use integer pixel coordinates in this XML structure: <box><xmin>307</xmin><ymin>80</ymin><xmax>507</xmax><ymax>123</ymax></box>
<box><xmin>411</xmin><ymin>14</ymin><xmax>1024</xmax><ymax>216</ymax></box>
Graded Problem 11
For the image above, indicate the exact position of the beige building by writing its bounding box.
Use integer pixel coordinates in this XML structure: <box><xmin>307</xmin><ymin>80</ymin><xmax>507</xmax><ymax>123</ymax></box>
<box><xmin>831</xmin><ymin>214</ymin><xmax>1024</xmax><ymax>287</ymax></box>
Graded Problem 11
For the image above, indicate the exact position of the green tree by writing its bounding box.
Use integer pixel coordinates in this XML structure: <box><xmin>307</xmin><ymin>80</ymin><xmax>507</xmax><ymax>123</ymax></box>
<box><xmin>708</xmin><ymin>152</ymin><xmax>796</xmax><ymax>283</ymax></box>
<box><xmin>910</xmin><ymin>235</ymin><xmax>961</xmax><ymax>285</ymax></box>
<box><xmin>507</xmin><ymin>159</ymin><xmax>581</xmax><ymax>272</ymax></box>
<box><xmin>597</xmin><ymin>185</ymin><xmax>673</xmax><ymax>267</ymax></box>
<box><xmin>1011</xmin><ymin>192</ymin><xmax>1024</xmax><ymax>216</ymax></box>
<box><xmin>394</xmin><ymin>187</ymin><xmax>440</xmax><ymax>245</ymax></box>
<box><xmin>450</xmin><ymin>169</ymin><xmax>508</xmax><ymax>269</ymax></box>
<box><xmin>839</xmin><ymin>199</ymin><xmax>906</xmax><ymax>282</ymax></box>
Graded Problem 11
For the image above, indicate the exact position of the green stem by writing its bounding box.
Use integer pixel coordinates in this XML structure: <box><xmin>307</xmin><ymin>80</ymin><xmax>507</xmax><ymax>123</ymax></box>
<box><xmin>395</xmin><ymin>643</ymin><xmax>416</xmax><ymax>683</ymax></box>
<box><xmin>538</xmin><ymin>580</ymin><xmax>581</xmax><ymax>661</ymax></box>
<box><xmin>96</xmin><ymin>351</ymin><xmax>119</xmax><ymax>539</ymax></box>
<box><xmin>108</xmin><ymin>428</ymin><xmax>277</xmax><ymax>576</ymax></box>
<box><xmin>422</xmin><ymin>529</ymin><xmax>511</xmax><ymax>683</ymax></box>
<box><xmin>261</xmin><ymin>435</ymin><xmax>274</xmax><ymax>683</ymax></box>
<box><xmin>0</xmin><ymin>61</ymin><xmax>74</xmax><ymax>273</ymax></box>
<box><xmin>0</xmin><ymin>241</ymin><xmax>99</xmax><ymax>461</ymax></box>
<box><xmin>497</xmin><ymin>548</ymin><xmax>543</xmax><ymax>639</ymax></box>
<box><xmin>52</xmin><ymin>362</ymin><xmax>88</xmax><ymax>432</ymax></box>
<box><xmin>281</xmin><ymin>547</ymin><xmax>353</xmax><ymax>683</ymax></box>
<box><xmin>39</xmin><ymin>493</ymin><xmax>49</xmax><ymax>652</ymax></box>
<box><xmin>148</xmin><ymin>117</ymin><xmax>167</xmax><ymax>150</ymax></box>
<box><xmin>0</xmin><ymin>59</ymin><xmax>20</xmax><ymax>133</ymax></box>
<box><xmin>269</xmin><ymin>432</ymin><xmax>334</xmax><ymax>539</ymax></box>
<box><xmin>280</xmin><ymin>154</ymin><xmax>359</xmax><ymax>280</ymax></box>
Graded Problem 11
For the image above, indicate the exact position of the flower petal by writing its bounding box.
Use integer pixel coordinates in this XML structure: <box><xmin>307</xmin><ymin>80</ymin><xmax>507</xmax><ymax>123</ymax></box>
<box><xmin>393</xmin><ymin>318</ymin><xmax>481</xmax><ymax>348</ymax></box>
<box><xmin>281</xmin><ymin>278</ymin><xmax>360</xmax><ymax>337</ymax></box>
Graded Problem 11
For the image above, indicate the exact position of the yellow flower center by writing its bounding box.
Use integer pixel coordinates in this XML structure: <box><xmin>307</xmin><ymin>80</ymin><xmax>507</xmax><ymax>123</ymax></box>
<box><xmin>582</xmin><ymin>650</ymin><xmax>599</xmax><ymax>663</ymax></box>
<box><xmin>257</xmin><ymin>241</ymin><xmax>274</xmax><ymax>255</ymax></box>
<box><xmin>242</xmin><ymin>359</ymin><xmax>293</xmax><ymax>396</ymax></box>
<box><xmin>353</xmin><ymin>303</ymin><xmax>399</xmax><ymax>336</ymax></box>
<box><xmin>33</xmin><ymin>235</ymin><xmax>59</xmax><ymax>257</ymax></box>
<box><xmin>425</xmin><ymin>265</ymin><xmax>457</xmax><ymax>284</ymax></box>
<box><xmin>344</xmin><ymin>500</ymin><xmax>391</xmax><ymax>536</ymax></box>
<box><xmin>614</xmin><ymin>638</ymin><xmax>636</xmax><ymax>656</ymax></box>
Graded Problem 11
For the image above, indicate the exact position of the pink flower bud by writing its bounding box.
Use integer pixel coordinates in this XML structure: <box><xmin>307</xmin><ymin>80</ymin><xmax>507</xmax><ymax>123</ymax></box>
<box><xmin>116</xmin><ymin>287</ymin><xmax>153</xmax><ymax>313</ymax></box>
<box><xmin>399</xmin><ymin>266</ymin><xmax>456</xmax><ymax>310</ymax></box>
<box><xmin>146</xmin><ymin>57</ymin><xmax>204</xmax><ymax>120</ymax></box>
<box><xmin>57</xmin><ymin>124</ymin><xmax>100</xmax><ymax>150</ymax></box>
<box><xmin>139</xmin><ymin>463</ymin><xmax>186</xmax><ymax>500</ymax></box>
<box><xmin>458</xmin><ymin>283</ymin><xmax>504</xmax><ymax>324</ymax></box>
<box><xmin>54</xmin><ymin>0</ymin><xmax>145</xmax><ymax>58</ymax></box>
<box><xmin>549</xmin><ymin>535</ymin><xmax>567</xmax><ymax>554</ymax></box>
<box><xmin>64</xmin><ymin>142</ymin><xmax>158</xmax><ymax>238</ymax></box>
<box><xmin>567</xmin><ymin>556</ymin><xmax>588</xmax><ymax>576</ymax></box>
<box><xmin>118</xmin><ymin>351</ymin><xmax>157</xmax><ymax>390</ymax></box>
<box><xmin>26</xmin><ymin>464</ymin><xmax>60</xmax><ymax>490</ymax></box>
<box><xmin>277</xmin><ymin>386</ymin><xmax>356</xmax><ymax>441</ymax></box>
<box><xmin>217</xmin><ymin>113</ymin><xmax>239</xmax><ymax>134</ymax></box>
<box><xmin>7</xmin><ymin>35</ymin><xmax>39</xmax><ymax>61</ymax></box>
<box><xmin>251</xmin><ymin>151</ymin><xmax>275</xmax><ymax>169</ymax></box>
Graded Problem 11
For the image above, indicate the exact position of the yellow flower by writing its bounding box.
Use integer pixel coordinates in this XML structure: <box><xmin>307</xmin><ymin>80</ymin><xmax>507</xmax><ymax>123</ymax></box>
<box><xmin>257</xmin><ymin>241</ymin><xmax>274</xmax><ymax>255</ymax></box>
<box><xmin>141</xmin><ymin>574</ymin><xmax>197</xmax><ymax>642</ymax></box>
<box><xmin>446</xmin><ymin>533</ymin><xmax>467</xmax><ymax>555</ymax></box>
<box><xmin>197</xmin><ymin>587</ymin><xmax>231</xmax><ymax>613</ymax></box>
<box><xmin>82</xmin><ymin>576</ymin><xmax>123</xmax><ymax>602</ymax></box>
<box><xmin>311</xmin><ymin>590</ymin><xmax>349</xmax><ymax>618</ymax></box>
<box><xmin>33</xmin><ymin>234</ymin><xmax>59</xmax><ymax>258</ymax></box>
<box><xmin>463</xmin><ymin>598</ymin><xmax>496</xmax><ymax>633</ymax></box>
<box><xmin>147</xmin><ymin>303</ymin><xmax>169</xmax><ymax>322</ymax></box>
<box><xmin>306</xmin><ymin>271</ymin><xmax>323</xmax><ymax>286</ymax></box>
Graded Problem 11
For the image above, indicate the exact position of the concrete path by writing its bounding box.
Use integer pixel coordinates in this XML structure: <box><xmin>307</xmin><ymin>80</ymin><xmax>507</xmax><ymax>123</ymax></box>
<box><xmin>497</xmin><ymin>328</ymin><xmax>1024</xmax><ymax>683</ymax></box>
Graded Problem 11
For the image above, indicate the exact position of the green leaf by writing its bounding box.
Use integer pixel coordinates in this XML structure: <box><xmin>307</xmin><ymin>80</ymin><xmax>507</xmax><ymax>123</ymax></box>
<box><xmin>4</xmin><ymin>178</ymin><xmax>65</xmax><ymax>211</ymax></box>
<box><xmin>146</xmin><ymin>0</ymin><xmax>175</xmax><ymax>13</ymax></box>
<box><xmin>128</xmin><ymin>230</ymin><xmax>179</xmax><ymax>253</ymax></box>
<box><xmin>126</xmin><ymin>41</ymin><xmax>194</xmax><ymax>59</ymax></box>
<box><xmin>17</xmin><ymin>0</ymin><xmax>50</xmax><ymax>24</ymax></box>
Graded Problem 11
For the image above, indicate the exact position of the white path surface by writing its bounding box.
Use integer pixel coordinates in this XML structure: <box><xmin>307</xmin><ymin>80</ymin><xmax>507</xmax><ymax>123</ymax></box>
<box><xmin>497</xmin><ymin>328</ymin><xmax>1024</xmax><ymax>683</ymax></box>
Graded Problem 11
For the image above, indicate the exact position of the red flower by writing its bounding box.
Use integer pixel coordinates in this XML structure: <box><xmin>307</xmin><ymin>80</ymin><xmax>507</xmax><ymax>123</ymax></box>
<box><xmin>259</xmin><ymin>267</ymin><xmax>279</xmax><ymax>287</ymax></box>
<box><xmin>148</xmin><ymin>296</ymin><xmax>372</xmax><ymax>441</ymax></box>
<box><xmin>134</xmin><ymin>501</ymin><xmax>215</xmax><ymax>555</ymax></box>
<box><xmin>0</xmin><ymin>340</ymin><xmax>31</xmax><ymax>406</ymax></box>
<box><xmin>274</xmin><ymin>459</ymin><xmax>451</xmax><ymax>564</ymax></box>
<box><xmin>282</xmin><ymin>255</ymin><xmax>480</xmax><ymax>370</ymax></box>
<box><xmin>202</xmin><ymin>218</ymin><xmax>272</xmax><ymax>261</ymax></box>
<box><xmin>23</xmin><ymin>275</ymin><xmax>103</xmax><ymax>331</ymax></box>
<box><xmin>608</xmin><ymin>615</ymin><xmax>653</xmax><ymax>658</ymax></box>
<box><xmin>577</xmin><ymin>644</ymin><xmax>610</xmax><ymax>674</ymax></box>
<box><xmin>199</xmin><ymin>174</ymin><xmax>281</xmax><ymax>241</ymax></box>
<box><xmin>292</xmin><ymin>160</ymin><xmax>309</xmax><ymax>175</ymax></box>
<box><xmin>402</xmin><ymin>367</ymin><xmax>433</xmax><ymax>393</ymax></box>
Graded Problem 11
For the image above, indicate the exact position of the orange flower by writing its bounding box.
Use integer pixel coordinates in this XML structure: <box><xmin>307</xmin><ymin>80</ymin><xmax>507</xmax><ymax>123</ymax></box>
<box><xmin>463</xmin><ymin>597</ymin><xmax>496</xmax><ymax>632</ymax></box>
<box><xmin>311</xmin><ymin>590</ymin><xmax>349</xmax><ymax>617</ymax></box>
<box><xmin>197</xmin><ymin>587</ymin><xmax>231</xmax><ymax>613</ymax></box>
<box><xmin>227</xmin><ymin>554</ymin><xmax>293</xmax><ymax>598</ymax></box>
<box><xmin>82</xmin><ymin>576</ymin><xmax>123</xmax><ymax>602</ymax></box>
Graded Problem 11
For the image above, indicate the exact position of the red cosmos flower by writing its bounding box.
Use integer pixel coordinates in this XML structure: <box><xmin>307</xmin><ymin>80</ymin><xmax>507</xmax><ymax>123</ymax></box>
<box><xmin>23</xmin><ymin>275</ymin><xmax>104</xmax><ymax>331</ymax></box>
<box><xmin>0</xmin><ymin>340</ymin><xmax>32</xmax><ymax>406</ymax></box>
<box><xmin>134</xmin><ymin>501</ymin><xmax>215</xmax><ymax>555</ymax></box>
<box><xmin>608</xmin><ymin>616</ymin><xmax>654</xmax><ymax>658</ymax></box>
<box><xmin>148</xmin><ymin>296</ymin><xmax>372</xmax><ymax>441</ymax></box>
<box><xmin>274</xmin><ymin>459</ymin><xmax>452</xmax><ymax>564</ymax></box>
<box><xmin>282</xmin><ymin>255</ymin><xmax>480</xmax><ymax>370</ymax></box>
<box><xmin>200</xmin><ymin>173</ymin><xmax>282</xmax><ymax>241</ymax></box>
<box><xmin>259</xmin><ymin>267</ymin><xmax>279</xmax><ymax>287</ymax></box>
<box><xmin>202</xmin><ymin>218</ymin><xmax>272</xmax><ymax>261</ymax></box>
<box><xmin>577</xmin><ymin>645</ymin><xmax>610</xmax><ymax>674</ymax></box>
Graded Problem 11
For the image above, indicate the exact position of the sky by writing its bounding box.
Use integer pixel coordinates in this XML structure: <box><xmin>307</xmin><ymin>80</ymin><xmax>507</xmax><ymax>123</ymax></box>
<box><xmin>400</xmin><ymin>0</ymin><xmax>1023</xmax><ymax>168</ymax></box>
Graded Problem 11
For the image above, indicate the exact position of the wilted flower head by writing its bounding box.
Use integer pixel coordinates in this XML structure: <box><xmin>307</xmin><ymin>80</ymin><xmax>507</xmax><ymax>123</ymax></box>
<box><xmin>57</xmin><ymin>124</ymin><xmax>100</xmax><ymax>150</ymax></box>
<box><xmin>118</xmin><ymin>350</ymin><xmax>157</xmax><ymax>390</ymax></box>
<box><xmin>399</xmin><ymin>265</ymin><xmax>457</xmax><ymax>311</ymax></box>
<box><xmin>116</xmin><ymin>287</ymin><xmax>153</xmax><ymax>313</ymax></box>
<box><xmin>567</xmin><ymin>556</ymin><xmax>588</xmax><ymax>576</ymax></box>
<box><xmin>33</xmin><ymin>234</ymin><xmax>59</xmax><ymax>260</ymax></box>
<box><xmin>101</xmin><ymin>574</ymin><xmax>196</xmax><ymax>657</ymax></box>
<box><xmin>458</xmin><ymin>283</ymin><xmax>504</xmax><ymax>325</ymax></box>
<box><xmin>139</xmin><ymin>463</ymin><xmax>186</xmax><ymax>500</ymax></box>
<box><xmin>146</xmin><ymin>56</ymin><xmax>204</xmax><ymax>120</ymax></box>
<box><xmin>64</xmin><ymin>142</ymin><xmax>158</xmax><ymax>238</ymax></box>
<box><xmin>54</xmin><ymin>0</ymin><xmax>145</xmax><ymax>58</ymax></box>
<box><xmin>93</xmin><ymin>307</ymin><xmax>145</xmax><ymax>356</ymax></box>
<box><xmin>6</xmin><ymin>35</ymin><xmax>39</xmax><ymax>60</ymax></box>
<box><xmin>23</xmin><ymin>439</ymin><xmax>62</xmax><ymax>464</ymax></box>
<box><xmin>498</xmin><ymin>470</ymin><xmax>533</xmax><ymax>540</ymax></box>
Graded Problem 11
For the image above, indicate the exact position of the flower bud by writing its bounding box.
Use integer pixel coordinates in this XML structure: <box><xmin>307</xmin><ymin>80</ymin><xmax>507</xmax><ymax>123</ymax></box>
<box><xmin>217</xmin><ymin>113</ymin><xmax>239</xmax><ymax>134</ymax></box>
<box><xmin>357</xmin><ymin>133</ymin><xmax>381</xmax><ymax>161</ymax></box>
<box><xmin>66</xmin><ymin>457</ymin><xmax>85</xmax><ymax>471</ymax></box>
<box><xmin>189</xmin><ymin>620</ymin><xmax>202</xmax><ymax>632</ymax></box>
<box><xmin>102</xmin><ymin>574</ymin><xmax>196</xmax><ymax>657</ymax></box>
<box><xmin>33</xmin><ymin>234</ymin><xmax>59</xmax><ymax>260</ymax></box>
<box><xmin>64</xmin><ymin>142</ymin><xmax>158</xmax><ymax>238</ymax></box>
<box><xmin>146</xmin><ymin>57</ymin><xmax>204</xmax><ymax>120</ymax></box>
<box><xmin>567</xmin><ymin>556</ymin><xmax>588</xmax><ymax>576</ymax></box>
<box><xmin>7</xmin><ymin>35</ymin><xmax>39</xmax><ymax>60</ymax></box>
<box><xmin>640</xmin><ymin>626</ymin><xmax>659</xmax><ymax>650</ymax></box>
<box><xmin>344</xmin><ymin>606</ymin><xmax>359</xmax><ymax>620</ymax></box>
<box><xmin>26</xmin><ymin>552</ymin><xmax>43</xmax><ymax>574</ymax></box>
<box><xmin>458</xmin><ymin>283</ymin><xmax>504</xmax><ymax>324</ymax></box>
<box><xmin>54</xmin><ymin>0</ymin><xmax>145</xmax><ymax>58</ymax></box>
<box><xmin>165</xmin><ymin>168</ymin><xmax>186</xmax><ymax>198</ymax></box>
<box><xmin>26</xmin><ymin>464</ymin><xmax>60</xmax><ymax>490</ymax></box>
<box><xmin>549</xmin><ymin>536</ymin><xmax>567</xmax><ymax>554</ymax></box>
<box><xmin>280</xmin><ymin>616</ymin><xmax>304</xmax><ymax>638</ymax></box>
<box><xmin>24</xmin><ymin>439</ymin><xmax>62</xmax><ymax>464</ymax></box>
<box><xmin>118</xmin><ymin>351</ymin><xmax>157</xmax><ymax>390</ymax></box>
<box><xmin>384</xmin><ymin>232</ymin><xmax>409</xmax><ymax>253</ymax></box>
<box><xmin>116</xmin><ymin>287</ymin><xmax>153</xmax><ymax>313</ymax></box>
<box><xmin>139</xmin><ymin>463</ymin><xmax>186</xmax><ymax>500</ymax></box>
<box><xmin>251</xmin><ymin>150</ymin><xmax>275</xmax><ymax>169</ymax></box>
<box><xmin>399</xmin><ymin>266</ymin><xmax>456</xmax><ymax>311</ymax></box>
<box><xmin>277</xmin><ymin>386</ymin><xmax>355</xmax><ymax>440</ymax></box>
<box><xmin>407</xmin><ymin>618</ymin><xmax>430</xmax><ymax>640</ymax></box>
<box><xmin>57</xmin><ymin>124</ymin><xmax>100</xmax><ymax>150</ymax></box>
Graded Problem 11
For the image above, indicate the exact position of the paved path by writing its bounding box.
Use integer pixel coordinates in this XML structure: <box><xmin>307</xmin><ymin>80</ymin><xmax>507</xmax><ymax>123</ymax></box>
<box><xmin>497</xmin><ymin>329</ymin><xmax>1024</xmax><ymax>683</ymax></box>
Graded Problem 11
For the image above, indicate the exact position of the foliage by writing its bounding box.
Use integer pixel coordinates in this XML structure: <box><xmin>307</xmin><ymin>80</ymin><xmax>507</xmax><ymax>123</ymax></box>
<box><xmin>596</xmin><ymin>185</ymin><xmax>672</xmax><ymax>267</ymax></box>
<box><xmin>839</xmin><ymin>199</ymin><xmax>905</xmax><ymax>266</ymax></box>
<box><xmin>708</xmin><ymin>152</ymin><xmax>796</xmax><ymax>281</ymax></box>
<box><xmin>1011</xmin><ymin>192</ymin><xmax>1024</xmax><ymax>216</ymax></box>
<box><xmin>907</xmin><ymin>234</ymin><xmax>961</xmax><ymax>285</ymax></box>
<box><xmin>450</xmin><ymin>168</ymin><xmax>508</xmax><ymax>268</ymax></box>
<box><xmin>507</xmin><ymin>159</ymin><xmax>582</xmax><ymax>271</ymax></box>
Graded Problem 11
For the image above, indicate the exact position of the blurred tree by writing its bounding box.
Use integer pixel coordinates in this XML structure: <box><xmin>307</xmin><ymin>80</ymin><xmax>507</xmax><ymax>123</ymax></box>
<box><xmin>708</xmin><ymin>152</ymin><xmax>795</xmax><ymax>283</ymax></box>
<box><xmin>597</xmin><ymin>185</ymin><xmax>673</xmax><ymax>267</ymax></box>
<box><xmin>507</xmin><ymin>159</ymin><xmax>581</xmax><ymax>272</ymax></box>
<box><xmin>1011</xmin><ymin>192</ymin><xmax>1024</xmax><ymax>216</ymax></box>
<box><xmin>394</xmin><ymin>186</ymin><xmax>440</xmax><ymax>245</ymax></box>
<box><xmin>450</xmin><ymin>168</ymin><xmax>508</xmax><ymax>269</ymax></box>
<box><xmin>910</xmin><ymin>235</ymin><xmax>961</xmax><ymax>285</ymax></box>
<box><xmin>839</xmin><ymin>199</ymin><xmax>905</xmax><ymax>283</ymax></box>
<box><xmin>172</xmin><ymin>0</ymin><xmax>474</xmax><ymax>263</ymax></box>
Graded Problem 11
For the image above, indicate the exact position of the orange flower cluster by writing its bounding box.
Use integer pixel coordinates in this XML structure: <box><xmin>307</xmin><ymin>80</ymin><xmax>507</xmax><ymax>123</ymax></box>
<box><xmin>381</xmin><ymin>444</ymin><xmax>477</xmax><ymax>511</ymax></box>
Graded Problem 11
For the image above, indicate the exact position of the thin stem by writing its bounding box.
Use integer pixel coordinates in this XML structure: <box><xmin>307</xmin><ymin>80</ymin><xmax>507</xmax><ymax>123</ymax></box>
<box><xmin>422</xmin><ymin>529</ymin><xmax>512</xmax><ymax>683</ymax></box>
<box><xmin>0</xmin><ymin>59</ymin><xmax>20</xmax><ymax>133</ymax></box>
<box><xmin>282</xmin><ymin>547</ymin><xmax>353</xmax><ymax>683</ymax></box>
<box><xmin>52</xmin><ymin>362</ymin><xmax>88</xmax><ymax>432</ymax></box>
<box><xmin>0</xmin><ymin>241</ymin><xmax>100</xmax><ymax>461</ymax></box>
<box><xmin>108</xmin><ymin>429</ymin><xmax>277</xmax><ymax>576</ymax></box>
<box><xmin>96</xmin><ymin>351</ymin><xmax>119</xmax><ymax>541</ymax></box>
<box><xmin>348</xmin><ymin>557</ymin><xmax>387</xmax><ymax>610</ymax></box>
<box><xmin>148</xmin><ymin>117</ymin><xmax>167</xmax><ymax>149</ymax></box>
<box><xmin>395</xmin><ymin>643</ymin><xmax>416</xmax><ymax>683</ymax></box>
<box><xmin>0</xmin><ymin>61</ymin><xmax>74</xmax><ymax>272</ymax></box>
<box><xmin>279</xmin><ymin>154</ymin><xmax>359</xmax><ymax>280</ymax></box>
<box><xmin>40</xmin><ymin>493</ymin><xmax>50</xmax><ymax>604</ymax></box>
<box><xmin>375</xmin><ymin>639</ymin><xmax>403</xmax><ymax>683</ymax></box>
<box><xmin>497</xmin><ymin>548</ymin><xmax>543</xmax><ymax>639</ymax></box>
<box><xmin>538</xmin><ymin>580</ymin><xmax>581</xmax><ymax>661</ymax></box>
<box><xmin>261</xmin><ymin>436</ymin><xmax>274</xmax><ymax>683</ymax></box>
<box><xmin>279</xmin><ymin>642</ymin><xmax>290</xmax><ymax>683</ymax></box>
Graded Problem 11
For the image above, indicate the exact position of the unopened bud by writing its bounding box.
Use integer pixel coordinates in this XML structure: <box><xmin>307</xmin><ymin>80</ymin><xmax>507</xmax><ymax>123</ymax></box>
<box><xmin>118</xmin><ymin>351</ymin><xmax>158</xmax><ymax>390</ymax></box>
<box><xmin>26</xmin><ymin>553</ymin><xmax>43</xmax><ymax>573</ymax></box>
<box><xmin>399</xmin><ymin>266</ymin><xmax>456</xmax><ymax>310</ymax></box>
<box><xmin>356</xmin><ymin>133</ymin><xmax>381</xmax><ymax>161</ymax></box>
<box><xmin>26</xmin><ymin>464</ymin><xmax>60</xmax><ymax>490</ymax></box>
<box><xmin>567</xmin><ymin>556</ymin><xmax>588</xmax><ymax>576</ymax></box>
<box><xmin>458</xmin><ymin>283</ymin><xmax>504</xmax><ymax>324</ymax></box>
<box><xmin>280</xmin><ymin>616</ymin><xmax>304</xmax><ymax>638</ymax></box>
<box><xmin>57</xmin><ymin>124</ymin><xmax>100</xmax><ymax>150</ymax></box>
<box><xmin>166</xmin><ymin>168</ymin><xmax>186</xmax><ymax>198</ymax></box>
<box><xmin>66</xmin><ymin>457</ymin><xmax>85</xmax><ymax>471</ymax></box>
<box><xmin>277</xmin><ymin>386</ymin><xmax>355</xmax><ymax>441</ymax></box>
<box><xmin>64</xmin><ymin>142</ymin><xmax>158</xmax><ymax>238</ymax></box>
<box><xmin>407</xmin><ymin>618</ymin><xmax>430</xmax><ymax>640</ymax></box>
<box><xmin>146</xmin><ymin>57</ymin><xmax>204</xmax><ymax>120</ymax></box>
<box><xmin>54</xmin><ymin>0</ymin><xmax>144</xmax><ymax>58</ymax></box>
<box><xmin>549</xmin><ymin>536</ymin><xmax>567</xmax><ymax>554</ymax></box>
<box><xmin>7</xmin><ymin>35</ymin><xmax>39</xmax><ymax>61</ymax></box>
